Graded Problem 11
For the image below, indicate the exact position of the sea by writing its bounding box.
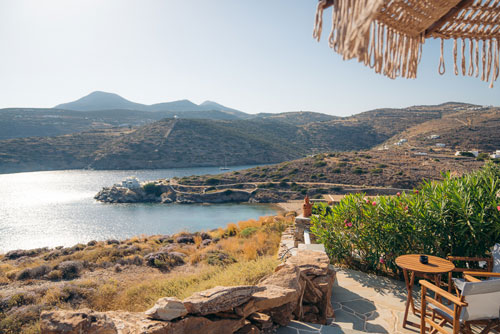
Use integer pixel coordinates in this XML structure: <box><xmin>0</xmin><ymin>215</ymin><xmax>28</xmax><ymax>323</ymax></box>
<box><xmin>0</xmin><ymin>166</ymin><xmax>278</xmax><ymax>253</ymax></box>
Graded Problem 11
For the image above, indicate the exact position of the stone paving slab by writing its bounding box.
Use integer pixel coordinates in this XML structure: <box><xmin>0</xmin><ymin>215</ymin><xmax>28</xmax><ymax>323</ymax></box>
<box><xmin>279</xmin><ymin>268</ymin><xmax>423</xmax><ymax>334</ymax></box>
<box><xmin>277</xmin><ymin>320</ymin><xmax>366</xmax><ymax>334</ymax></box>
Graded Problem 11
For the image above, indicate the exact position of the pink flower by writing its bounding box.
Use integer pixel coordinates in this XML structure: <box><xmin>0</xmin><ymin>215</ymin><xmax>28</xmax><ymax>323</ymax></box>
<box><xmin>404</xmin><ymin>206</ymin><xmax>409</xmax><ymax>211</ymax></box>
<box><xmin>366</xmin><ymin>199</ymin><xmax>371</xmax><ymax>204</ymax></box>
<box><xmin>414</xmin><ymin>190</ymin><xmax>419</xmax><ymax>194</ymax></box>
<box><xmin>396</xmin><ymin>192</ymin><xmax>401</xmax><ymax>197</ymax></box>
<box><xmin>372</xmin><ymin>201</ymin><xmax>377</xmax><ymax>206</ymax></box>
<box><xmin>379</xmin><ymin>256</ymin><xmax>385</xmax><ymax>264</ymax></box>
<box><xmin>345</xmin><ymin>221</ymin><xmax>353</xmax><ymax>227</ymax></box>
<box><xmin>497</xmin><ymin>205</ymin><xmax>500</xmax><ymax>212</ymax></box>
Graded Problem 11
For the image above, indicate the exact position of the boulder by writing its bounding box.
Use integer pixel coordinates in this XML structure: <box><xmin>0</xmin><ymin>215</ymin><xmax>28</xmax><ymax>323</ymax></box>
<box><xmin>144</xmin><ymin>251</ymin><xmax>185</xmax><ymax>268</ymax></box>
<box><xmin>235</xmin><ymin>323</ymin><xmax>261</xmax><ymax>334</ymax></box>
<box><xmin>145</xmin><ymin>297</ymin><xmax>188</xmax><ymax>321</ymax></box>
<box><xmin>285</xmin><ymin>250</ymin><xmax>330</xmax><ymax>276</ymax></box>
<box><xmin>40</xmin><ymin>309</ymin><xmax>118</xmax><ymax>334</ymax></box>
<box><xmin>201</xmin><ymin>239</ymin><xmax>212</xmax><ymax>246</ymax></box>
<box><xmin>176</xmin><ymin>236</ymin><xmax>194</xmax><ymax>244</ymax></box>
<box><xmin>235</xmin><ymin>285</ymin><xmax>297</xmax><ymax>317</ymax></box>
<box><xmin>41</xmin><ymin>309</ymin><xmax>246</xmax><ymax>334</ymax></box>
<box><xmin>259</xmin><ymin>263</ymin><xmax>303</xmax><ymax>292</ymax></box>
<box><xmin>183</xmin><ymin>285</ymin><xmax>262</xmax><ymax>315</ymax></box>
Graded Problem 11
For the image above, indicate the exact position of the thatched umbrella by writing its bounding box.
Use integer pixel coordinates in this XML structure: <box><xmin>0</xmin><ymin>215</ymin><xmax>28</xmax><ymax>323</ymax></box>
<box><xmin>313</xmin><ymin>0</ymin><xmax>499</xmax><ymax>87</ymax></box>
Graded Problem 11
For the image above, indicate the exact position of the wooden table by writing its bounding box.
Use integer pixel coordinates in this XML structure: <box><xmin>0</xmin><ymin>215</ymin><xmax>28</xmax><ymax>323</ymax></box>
<box><xmin>395</xmin><ymin>254</ymin><xmax>455</xmax><ymax>329</ymax></box>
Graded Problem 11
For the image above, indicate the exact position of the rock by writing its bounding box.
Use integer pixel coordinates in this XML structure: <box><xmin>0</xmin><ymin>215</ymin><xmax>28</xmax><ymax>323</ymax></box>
<box><xmin>87</xmin><ymin>240</ymin><xmax>97</xmax><ymax>246</ymax></box>
<box><xmin>201</xmin><ymin>239</ymin><xmax>212</xmax><ymax>246</ymax></box>
<box><xmin>106</xmin><ymin>239</ymin><xmax>120</xmax><ymax>245</ymax></box>
<box><xmin>145</xmin><ymin>297</ymin><xmax>187</xmax><ymax>321</ymax></box>
<box><xmin>40</xmin><ymin>309</ymin><xmax>118</xmax><ymax>334</ymax></box>
<box><xmin>176</xmin><ymin>236</ymin><xmax>194</xmax><ymax>244</ymax></box>
<box><xmin>286</xmin><ymin>250</ymin><xmax>330</xmax><ymax>276</ymax></box>
<box><xmin>144</xmin><ymin>251</ymin><xmax>185</xmax><ymax>269</ymax></box>
<box><xmin>200</xmin><ymin>232</ymin><xmax>211</xmax><ymax>240</ymax></box>
<box><xmin>235</xmin><ymin>323</ymin><xmax>261</xmax><ymax>334</ymax></box>
<box><xmin>302</xmin><ymin>275</ymin><xmax>323</xmax><ymax>304</ymax></box>
<box><xmin>235</xmin><ymin>285</ymin><xmax>298</xmax><ymax>317</ymax></box>
<box><xmin>41</xmin><ymin>309</ymin><xmax>246</xmax><ymax>334</ymax></box>
<box><xmin>158</xmin><ymin>235</ymin><xmax>172</xmax><ymax>243</ymax></box>
<box><xmin>259</xmin><ymin>263</ymin><xmax>303</xmax><ymax>292</ymax></box>
<box><xmin>262</xmin><ymin>302</ymin><xmax>296</xmax><ymax>327</ymax></box>
<box><xmin>248</xmin><ymin>313</ymin><xmax>272</xmax><ymax>329</ymax></box>
<box><xmin>183</xmin><ymin>285</ymin><xmax>262</xmax><ymax>315</ymax></box>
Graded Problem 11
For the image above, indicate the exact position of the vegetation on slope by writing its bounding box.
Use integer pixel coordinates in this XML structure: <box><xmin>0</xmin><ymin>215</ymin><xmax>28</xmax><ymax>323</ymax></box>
<box><xmin>0</xmin><ymin>215</ymin><xmax>291</xmax><ymax>333</ymax></box>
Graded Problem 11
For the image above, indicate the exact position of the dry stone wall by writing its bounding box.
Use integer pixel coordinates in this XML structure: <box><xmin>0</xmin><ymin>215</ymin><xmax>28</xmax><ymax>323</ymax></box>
<box><xmin>40</xmin><ymin>249</ymin><xmax>335</xmax><ymax>334</ymax></box>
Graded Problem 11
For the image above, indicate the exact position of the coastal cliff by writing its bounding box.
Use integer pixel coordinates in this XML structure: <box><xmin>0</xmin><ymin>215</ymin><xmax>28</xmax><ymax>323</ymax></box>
<box><xmin>94</xmin><ymin>181</ymin><xmax>289</xmax><ymax>204</ymax></box>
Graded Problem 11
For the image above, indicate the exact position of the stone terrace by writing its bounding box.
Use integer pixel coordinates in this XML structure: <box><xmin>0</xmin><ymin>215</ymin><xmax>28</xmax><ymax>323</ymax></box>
<box><xmin>279</xmin><ymin>267</ymin><xmax>420</xmax><ymax>334</ymax></box>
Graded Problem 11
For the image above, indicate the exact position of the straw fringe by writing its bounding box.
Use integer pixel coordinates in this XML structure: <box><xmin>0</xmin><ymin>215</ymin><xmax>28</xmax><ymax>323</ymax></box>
<box><xmin>313</xmin><ymin>0</ymin><xmax>500</xmax><ymax>87</ymax></box>
<box><xmin>440</xmin><ymin>37</ymin><xmax>500</xmax><ymax>87</ymax></box>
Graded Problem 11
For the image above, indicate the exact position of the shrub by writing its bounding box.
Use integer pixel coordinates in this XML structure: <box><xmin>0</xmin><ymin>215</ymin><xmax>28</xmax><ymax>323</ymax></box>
<box><xmin>376</xmin><ymin>164</ymin><xmax>387</xmax><ymax>168</ymax></box>
<box><xmin>204</xmin><ymin>251</ymin><xmax>237</xmax><ymax>266</ymax></box>
<box><xmin>332</xmin><ymin>168</ymin><xmax>341</xmax><ymax>173</ymax></box>
<box><xmin>460</xmin><ymin>151</ymin><xmax>475</xmax><ymax>158</ymax></box>
<box><xmin>56</xmin><ymin>261</ymin><xmax>83</xmax><ymax>279</ymax></box>
<box><xmin>15</xmin><ymin>265</ymin><xmax>50</xmax><ymax>280</ymax></box>
<box><xmin>352</xmin><ymin>167</ymin><xmax>366</xmax><ymax>174</ymax></box>
<box><xmin>370</xmin><ymin>168</ymin><xmax>383</xmax><ymax>174</ymax></box>
<box><xmin>476</xmin><ymin>152</ymin><xmax>490</xmax><ymax>161</ymax></box>
<box><xmin>240</xmin><ymin>227</ymin><xmax>258</xmax><ymax>238</ymax></box>
<box><xmin>314</xmin><ymin>161</ymin><xmax>327</xmax><ymax>167</ymax></box>
<box><xmin>205</xmin><ymin>178</ymin><xmax>220</xmax><ymax>185</ymax></box>
<box><xmin>311</xmin><ymin>163</ymin><xmax>500</xmax><ymax>274</ymax></box>
<box><xmin>143</xmin><ymin>183</ymin><xmax>162</xmax><ymax>197</ymax></box>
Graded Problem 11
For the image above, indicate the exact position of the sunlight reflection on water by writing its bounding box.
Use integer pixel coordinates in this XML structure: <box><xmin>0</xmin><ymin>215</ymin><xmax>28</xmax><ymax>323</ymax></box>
<box><xmin>0</xmin><ymin>166</ymin><xmax>277</xmax><ymax>252</ymax></box>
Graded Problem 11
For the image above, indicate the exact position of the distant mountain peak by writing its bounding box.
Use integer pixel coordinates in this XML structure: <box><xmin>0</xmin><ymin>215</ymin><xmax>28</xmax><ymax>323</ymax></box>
<box><xmin>54</xmin><ymin>92</ymin><xmax>246</xmax><ymax>116</ymax></box>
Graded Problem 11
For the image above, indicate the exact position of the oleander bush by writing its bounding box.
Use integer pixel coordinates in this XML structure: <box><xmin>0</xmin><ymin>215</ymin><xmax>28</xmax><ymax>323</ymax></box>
<box><xmin>311</xmin><ymin>163</ymin><xmax>500</xmax><ymax>274</ymax></box>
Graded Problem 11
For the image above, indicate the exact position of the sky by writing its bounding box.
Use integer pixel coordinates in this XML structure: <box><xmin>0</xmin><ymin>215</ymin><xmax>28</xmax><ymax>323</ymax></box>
<box><xmin>0</xmin><ymin>0</ymin><xmax>498</xmax><ymax>116</ymax></box>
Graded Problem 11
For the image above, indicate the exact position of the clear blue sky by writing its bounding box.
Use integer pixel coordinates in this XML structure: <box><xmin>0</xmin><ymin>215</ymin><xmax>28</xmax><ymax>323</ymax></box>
<box><xmin>0</xmin><ymin>0</ymin><xmax>498</xmax><ymax>116</ymax></box>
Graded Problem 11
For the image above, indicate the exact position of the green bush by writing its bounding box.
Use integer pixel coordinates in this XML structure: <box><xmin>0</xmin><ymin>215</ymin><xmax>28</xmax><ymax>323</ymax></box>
<box><xmin>352</xmin><ymin>167</ymin><xmax>365</xmax><ymax>174</ymax></box>
<box><xmin>143</xmin><ymin>183</ymin><xmax>162</xmax><ymax>196</ymax></box>
<box><xmin>311</xmin><ymin>163</ymin><xmax>500</xmax><ymax>274</ymax></box>
<box><xmin>240</xmin><ymin>227</ymin><xmax>258</xmax><ymax>238</ymax></box>
<box><xmin>205</xmin><ymin>178</ymin><xmax>220</xmax><ymax>185</ymax></box>
<box><xmin>477</xmin><ymin>152</ymin><xmax>490</xmax><ymax>161</ymax></box>
<box><xmin>460</xmin><ymin>151</ymin><xmax>475</xmax><ymax>158</ymax></box>
<box><xmin>314</xmin><ymin>161</ymin><xmax>327</xmax><ymax>167</ymax></box>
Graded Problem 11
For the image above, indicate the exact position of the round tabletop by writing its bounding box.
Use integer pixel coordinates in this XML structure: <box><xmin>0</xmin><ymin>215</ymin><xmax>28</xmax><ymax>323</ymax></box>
<box><xmin>395</xmin><ymin>254</ymin><xmax>455</xmax><ymax>274</ymax></box>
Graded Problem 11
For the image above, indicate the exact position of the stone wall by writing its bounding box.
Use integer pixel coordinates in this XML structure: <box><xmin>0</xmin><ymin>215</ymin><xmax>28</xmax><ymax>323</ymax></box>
<box><xmin>40</xmin><ymin>250</ymin><xmax>335</xmax><ymax>334</ymax></box>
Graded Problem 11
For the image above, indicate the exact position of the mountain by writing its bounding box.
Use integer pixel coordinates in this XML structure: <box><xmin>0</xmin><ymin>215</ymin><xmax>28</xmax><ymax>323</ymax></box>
<box><xmin>1</xmin><ymin>101</ymin><xmax>497</xmax><ymax>173</ymax></box>
<box><xmin>199</xmin><ymin>101</ymin><xmax>249</xmax><ymax>118</ymax></box>
<box><xmin>54</xmin><ymin>91</ymin><xmax>247</xmax><ymax>116</ymax></box>
<box><xmin>55</xmin><ymin>91</ymin><xmax>146</xmax><ymax>111</ymax></box>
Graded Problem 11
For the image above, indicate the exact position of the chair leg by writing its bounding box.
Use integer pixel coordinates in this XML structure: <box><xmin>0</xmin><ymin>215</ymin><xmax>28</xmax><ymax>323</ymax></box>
<box><xmin>461</xmin><ymin>323</ymin><xmax>473</xmax><ymax>334</ymax></box>
<box><xmin>478</xmin><ymin>321</ymin><xmax>495</xmax><ymax>334</ymax></box>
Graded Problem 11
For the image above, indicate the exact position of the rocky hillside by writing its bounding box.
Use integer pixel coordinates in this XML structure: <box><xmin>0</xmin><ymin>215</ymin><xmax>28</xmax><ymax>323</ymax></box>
<box><xmin>0</xmin><ymin>102</ymin><xmax>498</xmax><ymax>173</ymax></box>
<box><xmin>382</xmin><ymin>105</ymin><xmax>500</xmax><ymax>151</ymax></box>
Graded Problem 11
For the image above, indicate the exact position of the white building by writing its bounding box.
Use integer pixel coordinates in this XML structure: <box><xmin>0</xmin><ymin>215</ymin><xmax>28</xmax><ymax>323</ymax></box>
<box><xmin>436</xmin><ymin>143</ymin><xmax>446</xmax><ymax>148</ymax></box>
<box><xmin>491</xmin><ymin>150</ymin><xmax>500</xmax><ymax>159</ymax></box>
<box><xmin>429</xmin><ymin>134</ymin><xmax>440</xmax><ymax>139</ymax></box>
<box><xmin>120</xmin><ymin>177</ymin><xmax>140</xmax><ymax>189</ymax></box>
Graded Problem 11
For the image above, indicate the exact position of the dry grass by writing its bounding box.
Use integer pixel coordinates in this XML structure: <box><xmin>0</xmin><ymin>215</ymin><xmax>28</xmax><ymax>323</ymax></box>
<box><xmin>84</xmin><ymin>256</ymin><xmax>278</xmax><ymax>312</ymax></box>
<box><xmin>0</xmin><ymin>214</ymin><xmax>291</xmax><ymax>333</ymax></box>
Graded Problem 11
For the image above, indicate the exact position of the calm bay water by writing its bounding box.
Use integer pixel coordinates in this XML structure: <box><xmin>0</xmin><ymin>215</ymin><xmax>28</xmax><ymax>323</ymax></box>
<box><xmin>0</xmin><ymin>166</ymin><xmax>278</xmax><ymax>253</ymax></box>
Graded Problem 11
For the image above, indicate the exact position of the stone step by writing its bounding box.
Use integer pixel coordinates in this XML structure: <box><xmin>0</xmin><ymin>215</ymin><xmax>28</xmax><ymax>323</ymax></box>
<box><xmin>278</xmin><ymin>320</ymin><xmax>369</xmax><ymax>334</ymax></box>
